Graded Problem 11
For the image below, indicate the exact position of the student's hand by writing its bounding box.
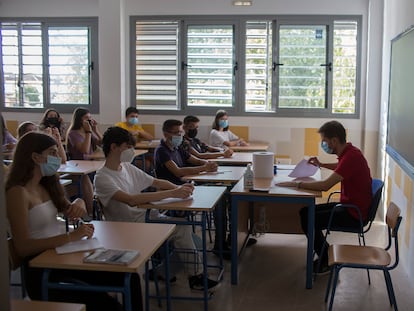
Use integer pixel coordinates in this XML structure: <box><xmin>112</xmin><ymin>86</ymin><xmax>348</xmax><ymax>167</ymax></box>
<box><xmin>66</xmin><ymin>198</ymin><xmax>87</xmax><ymax>220</ymax></box>
<box><xmin>83</xmin><ymin>120</ymin><xmax>93</xmax><ymax>132</ymax></box>
<box><xmin>174</xmin><ymin>184</ymin><xmax>194</xmax><ymax>198</ymax></box>
<box><xmin>223</xmin><ymin>148</ymin><xmax>233</xmax><ymax>158</ymax></box>
<box><xmin>308</xmin><ymin>157</ymin><xmax>321</xmax><ymax>167</ymax></box>
<box><xmin>89</xmin><ymin>119</ymin><xmax>98</xmax><ymax>131</ymax></box>
<box><xmin>71</xmin><ymin>223</ymin><xmax>95</xmax><ymax>240</ymax></box>
<box><xmin>239</xmin><ymin>139</ymin><xmax>248</xmax><ymax>146</ymax></box>
<box><xmin>204</xmin><ymin>161</ymin><xmax>218</xmax><ymax>172</ymax></box>
<box><xmin>50</xmin><ymin>127</ymin><xmax>62</xmax><ymax>143</ymax></box>
<box><xmin>276</xmin><ymin>181</ymin><xmax>298</xmax><ymax>188</ymax></box>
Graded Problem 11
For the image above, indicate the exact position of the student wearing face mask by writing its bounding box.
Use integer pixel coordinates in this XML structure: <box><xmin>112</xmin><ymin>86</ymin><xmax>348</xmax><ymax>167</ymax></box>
<box><xmin>94</xmin><ymin>127</ymin><xmax>219</xmax><ymax>291</ymax></box>
<box><xmin>209</xmin><ymin>109</ymin><xmax>248</xmax><ymax>148</ymax></box>
<box><xmin>39</xmin><ymin>108</ymin><xmax>66</xmax><ymax>138</ymax></box>
<box><xmin>154</xmin><ymin>119</ymin><xmax>218</xmax><ymax>185</ymax></box>
<box><xmin>183</xmin><ymin>115</ymin><xmax>233</xmax><ymax>159</ymax></box>
<box><xmin>277</xmin><ymin>120</ymin><xmax>372</xmax><ymax>274</ymax></box>
<box><xmin>6</xmin><ymin>132</ymin><xmax>132</xmax><ymax>311</ymax></box>
<box><xmin>115</xmin><ymin>107</ymin><xmax>153</xmax><ymax>142</ymax></box>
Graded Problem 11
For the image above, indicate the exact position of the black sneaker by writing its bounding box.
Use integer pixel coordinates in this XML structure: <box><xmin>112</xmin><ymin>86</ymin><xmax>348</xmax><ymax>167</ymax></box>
<box><xmin>148</xmin><ymin>269</ymin><xmax>177</xmax><ymax>283</ymax></box>
<box><xmin>313</xmin><ymin>259</ymin><xmax>330</xmax><ymax>275</ymax></box>
<box><xmin>188</xmin><ymin>274</ymin><xmax>219</xmax><ymax>291</ymax></box>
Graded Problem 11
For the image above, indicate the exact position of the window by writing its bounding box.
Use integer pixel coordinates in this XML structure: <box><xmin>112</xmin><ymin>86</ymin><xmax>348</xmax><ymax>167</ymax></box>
<box><xmin>0</xmin><ymin>18</ymin><xmax>99</xmax><ymax>113</ymax></box>
<box><xmin>131</xmin><ymin>15</ymin><xmax>361</xmax><ymax>117</ymax></box>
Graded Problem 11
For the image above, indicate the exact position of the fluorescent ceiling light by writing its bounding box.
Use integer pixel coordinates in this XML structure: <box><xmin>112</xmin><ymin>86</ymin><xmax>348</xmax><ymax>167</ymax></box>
<box><xmin>232</xmin><ymin>0</ymin><xmax>252</xmax><ymax>6</ymax></box>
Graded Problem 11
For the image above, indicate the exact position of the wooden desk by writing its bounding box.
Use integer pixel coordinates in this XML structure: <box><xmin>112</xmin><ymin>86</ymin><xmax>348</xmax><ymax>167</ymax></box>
<box><xmin>183</xmin><ymin>166</ymin><xmax>246</xmax><ymax>184</ymax></box>
<box><xmin>135</xmin><ymin>139</ymin><xmax>160</xmax><ymax>149</ymax></box>
<box><xmin>229</xmin><ymin>141</ymin><xmax>269</xmax><ymax>152</ymax></box>
<box><xmin>84</xmin><ymin>149</ymin><xmax>148</xmax><ymax>160</ymax></box>
<box><xmin>141</xmin><ymin>186</ymin><xmax>227</xmax><ymax>310</ymax></box>
<box><xmin>58</xmin><ymin>160</ymin><xmax>104</xmax><ymax>175</ymax></box>
<box><xmin>230</xmin><ymin>169</ymin><xmax>321</xmax><ymax>289</ymax></box>
<box><xmin>11</xmin><ymin>299</ymin><xmax>85</xmax><ymax>311</ymax></box>
<box><xmin>30</xmin><ymin>221</ymin><xmax>175</xmax><ymax>311</ymax></box>
<box><xmin>210</xmin><ymin>152</ymin><xmax>253</xmax><ymax>166</ymax></box>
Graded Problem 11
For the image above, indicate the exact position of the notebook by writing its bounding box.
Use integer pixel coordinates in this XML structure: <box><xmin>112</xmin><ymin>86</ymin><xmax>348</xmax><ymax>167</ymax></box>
<box><xmin>83</xmin><ymin>248</ymin><xmax>140</xmax><ymax>265</ymax></box>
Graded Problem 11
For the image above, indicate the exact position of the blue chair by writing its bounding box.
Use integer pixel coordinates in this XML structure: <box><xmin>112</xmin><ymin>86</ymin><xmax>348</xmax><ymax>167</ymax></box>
<box><xmin>325</xmin><ymin>202</ymin><xmax>402</xmax><ymax>311</ymax></box>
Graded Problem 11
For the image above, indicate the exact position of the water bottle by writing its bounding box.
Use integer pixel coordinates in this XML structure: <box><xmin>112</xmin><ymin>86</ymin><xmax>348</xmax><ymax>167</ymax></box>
<box><xmin>244</xmin><ymin>163</ymin><xmax>254</xmax><ymax>190</ymax></box>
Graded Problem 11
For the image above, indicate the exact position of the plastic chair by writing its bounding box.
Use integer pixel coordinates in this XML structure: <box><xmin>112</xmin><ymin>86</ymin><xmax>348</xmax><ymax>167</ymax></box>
<box><xmin>325</xmin><ymin>202</ymin><xmax>402</xmax><ymax>311</ymax></box>
<box><xmin>316</xmin><ymin>179</ymin><xmax>384</xmax><ymax>277</ymax></box>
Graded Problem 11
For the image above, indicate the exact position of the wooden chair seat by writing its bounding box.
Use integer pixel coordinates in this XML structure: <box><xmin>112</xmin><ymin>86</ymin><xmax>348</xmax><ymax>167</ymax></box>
<box><xmin>329</xmin><ymin>244</ymin><xmax>391</xmax><ymax>267</ymax></box>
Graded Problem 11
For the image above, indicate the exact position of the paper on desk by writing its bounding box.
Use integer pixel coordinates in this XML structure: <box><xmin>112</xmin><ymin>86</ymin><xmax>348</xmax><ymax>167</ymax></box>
<box><xmin>56</xmin><ymin>237</ymin><xmax>102</xmax><ymax>254</ymax></box>
<box><xmin>288</xmin><ymin>159</ymin><xmax>318</xmax><ymax>178</ymax></box>
<box><xmin>149</xmin><ymin>196</ymin><xmax>193</xmax><ymax>205</ymax></box>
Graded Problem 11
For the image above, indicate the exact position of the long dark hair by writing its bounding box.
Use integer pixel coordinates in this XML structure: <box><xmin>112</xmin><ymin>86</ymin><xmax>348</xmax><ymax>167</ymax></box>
<box><xmin>6</xmin><ymin>132</ymin><xmax>67</xmax><ymax>212</ymax></box>
<box><xmin>1</xmin><ymin>114</ymin><xmax>7</xmax><ymax>144</ymax></box>
<box><xmin>212</xmin><ymin>109</ymin><xmax>229</xmax><ymax>131</ymax></box>
<box><xmin>39</xmin><ymin>108</ymin><xmax>63</xmax><ymax>134</ymax></box>
<box><xmin>68</xmin><ymin>107</ymin><xmax>89</xmax><ymax>131</ymax></box>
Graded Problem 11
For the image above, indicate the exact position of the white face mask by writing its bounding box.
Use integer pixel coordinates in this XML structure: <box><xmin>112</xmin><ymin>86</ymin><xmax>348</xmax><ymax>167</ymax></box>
<box><xmin>120</xmin><ymin>148</ymin><xmax>136</xmax><ymax>163</ymax></box>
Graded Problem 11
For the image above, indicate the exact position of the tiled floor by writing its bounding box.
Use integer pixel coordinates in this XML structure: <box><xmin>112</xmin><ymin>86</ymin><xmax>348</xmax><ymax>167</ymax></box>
<box><xmin>10</xmin><ymin>222</ymin><xmax>413</xmax><ymax>310</ymax></box>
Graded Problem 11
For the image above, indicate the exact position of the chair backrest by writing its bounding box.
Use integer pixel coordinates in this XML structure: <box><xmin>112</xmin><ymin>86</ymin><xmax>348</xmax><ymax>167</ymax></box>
<box><xmin>92</xmin><ymin>195</ymin><xmax>105</xmax><ymax>220</ymax></box>
<box><xmin>230</xmin><ymin>125</ymin><xmax>249</xmax><ymax>141</ymax></box>
<box><xmin>8</xmin><ymin>237</ymin><xmax>22</xmax><ymax>271</ymax></box>
<box><xmin>365</xmin><ymin>179</ymin><xmax>384</xmax><ymax>224</ymax></box>
<box><xmin>386</xmin><ymin>202</ymin><xmax>402</xmax><ymax>237</ymax></box>
<box><xmin>141</xmin><ymin>124</ymin><xmax>155</xmax><ymax>137</ymax></box>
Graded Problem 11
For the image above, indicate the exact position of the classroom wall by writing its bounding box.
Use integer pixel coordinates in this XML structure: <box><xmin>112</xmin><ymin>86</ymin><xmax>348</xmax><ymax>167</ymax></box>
<box><xmin>0</xmin><ymin>0</ymin><xmax>384</xmax><ymax>175</ymax></box>
<box><xmin>380</xmin><ymin>0</ymin><xmax>414</xmax><ymax>287</ymax></box>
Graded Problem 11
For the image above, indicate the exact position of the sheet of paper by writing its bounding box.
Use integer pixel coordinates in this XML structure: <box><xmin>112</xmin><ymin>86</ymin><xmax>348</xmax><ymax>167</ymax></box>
<box><xmin>288</xmin><ymin>159</ymin><xmax>319</xmax><ymax>178</ymax></box>
<box><xmin>149</xmin><ymin>196</ymin><xmax>193</xmax><ymax>205</ymax></box>
<box><xmin>55</xmin><ymin>237</ymin><xmax>102</xmax><ymax>254</ymax></box>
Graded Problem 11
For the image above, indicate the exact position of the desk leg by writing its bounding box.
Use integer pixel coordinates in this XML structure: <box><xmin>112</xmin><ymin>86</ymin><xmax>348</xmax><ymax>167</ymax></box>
<box><xmin>231</xmin><ymin>197</ymin><xmax>238</xmax><ymax>285</ymax></box>
<box><xmin>164</xmin><ymin>240</ymin><xmax>172</xmax><ymax>311</ymax></box>
<box><xmin>306</xmin><ymin>201</ymin><xmax>315</xmax><ymax>289</ymax></box>
<box><xmin>201</xmin><ymin>212</ymin><xmax>208</xmax><ymax>311</ymax></box>
<box><xmin>41</xmin><ymin>269</ymin><xmax>51</xmax><ymax>300</ymax></box>
<box><xmin>123</xmin><ymin>273</ymin><xmax>132</xmax><ymax>311</ymax></box>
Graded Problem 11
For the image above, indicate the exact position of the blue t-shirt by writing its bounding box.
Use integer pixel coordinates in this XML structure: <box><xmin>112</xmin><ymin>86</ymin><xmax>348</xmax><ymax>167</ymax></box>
<box><xmin>154</xmin><ymin>139</ymin><xmax>191</xmax><ymax>185</ymax></box>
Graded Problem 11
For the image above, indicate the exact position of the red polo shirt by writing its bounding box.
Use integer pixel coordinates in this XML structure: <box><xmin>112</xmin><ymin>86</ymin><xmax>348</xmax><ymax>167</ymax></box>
<box><xmin>335</xmin><ymin>143</ymin><xmax>372</xmax><ymax>221</ymax></box>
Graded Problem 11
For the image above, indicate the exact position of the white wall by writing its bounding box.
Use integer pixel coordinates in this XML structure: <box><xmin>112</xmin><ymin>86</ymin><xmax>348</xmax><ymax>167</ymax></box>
<box><xmin>381</xmin><ymin>0</ymin><xmax>414</xmax><ymax>286</ymax></box>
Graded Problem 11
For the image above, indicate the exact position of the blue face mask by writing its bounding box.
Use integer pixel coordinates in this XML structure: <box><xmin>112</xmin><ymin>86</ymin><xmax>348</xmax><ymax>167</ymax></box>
<box><xmin>128</xmin><ymin>117</ymin><xmax>139</xmax><ymax>126</ymax></box>
<box><xmin>171</xmin><ymin>135</ymin><xmax>183</xmax><ymax>148</ymax></box>
<box><xmin>321</xmin><ymin>141</ymin><xmax>334</xmax><ymax>154</ymax></box>
<box><xmin>40</xmin><ymin>155</ymin><xmax>62</xmax><ymax>176</ymax></box>
<box><xmin>218</xmin><ymin>119</ymin><xmax>228</xmax><ymax>128</ymax></box>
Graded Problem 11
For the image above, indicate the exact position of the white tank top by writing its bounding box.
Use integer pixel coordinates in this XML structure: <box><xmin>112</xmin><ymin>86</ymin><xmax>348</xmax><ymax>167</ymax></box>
<box><xmin>28</xmin><ymin>200</ymin><xmax>66</xmax><ymax>239</ymax></box>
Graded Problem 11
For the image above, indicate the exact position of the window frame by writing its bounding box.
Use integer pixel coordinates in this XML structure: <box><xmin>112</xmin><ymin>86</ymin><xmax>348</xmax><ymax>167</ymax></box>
<box><xmin>131</xmin><ymin>15</ymin><xmax>362</xmax><ymax>118</ymax></box>
<box><xmin>0</xmin><ymin>17</ymin><xmax>99</xmax><ymax>113</ymax></box>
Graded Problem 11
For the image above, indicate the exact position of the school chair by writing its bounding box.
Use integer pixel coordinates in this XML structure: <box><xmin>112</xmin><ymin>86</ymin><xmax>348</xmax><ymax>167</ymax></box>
<box><xmin>325</xmin><ymin>202</ymin><xmax>402</xmax><ymax>311</ymax></box>
<box><xmin>230</xmin><ymin>125</ymin><xmax>249</xmax><ymax>141</ymax></box>
<box><xmin>92</xmin><ymin>195</ymin><xmax>105</xmax><ymax>221</ymax></box>
<box><xmin>316</xmin><ymin>178</ymin><xmax>384</xmax><ymax>278</ymax></box>
<box><xmin>141</xmin><ymin>123</ymin><xmax>155</xmax><ymax>138</ymax></box>
<box><xmin>8</xmin><ymin>237</ymin><xmax>26</xmax><ymax>298</ymax></box>
<box><xmin>6</xmin><ymin>120</ymin><xmax>19</xmax><ymax>137</ymax></box>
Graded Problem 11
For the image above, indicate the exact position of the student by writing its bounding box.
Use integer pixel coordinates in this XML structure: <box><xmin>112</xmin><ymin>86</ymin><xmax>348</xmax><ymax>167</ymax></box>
<box><xmin>277</xmin><ymin>120</ymin><xmax>372</xmax><ymax>274</ymax></box>
<box><xmin>6</xmin><ymin>132</ymin><xmax>134</xmax><ymax>311</ymax></box>
<box><xmin>17</xmin><ymin>121</ymin><xmax>38</xmax><ymax>139</ymax></box>
<box><xmin>115</xmin><ymin>107</ymin><xmax>153</xmax><ymax>141</ymax></box>
<box><xmin>94</xmin><ymin>126</ymin><xmax>218</xmax><ymax>291</ymax></box>
<box><xmin>39</xmin><ymin>108</ymin><xmax>66</xmax><ymax>137</ymax></box>
<box><xmin>66</xmin><ymin>107</ymin><xmax>102</xmax><ymax>215</ymax></box>
<box><xmin>1</xmin><ymin>114</ymin><xmax>17</xmax><ymax>151</ymax></box>
<box><xmin>183</xmin><ymin>115</ymin><xmax>233</xmax><ymax>159</ymax></box>
<box><xmin>209</xmin><ymin>109</ymin><xmax>248</xmax><ymax>148</ymax></box>
<box><xmin>154</xmin><ymin>119</ymin><xmax>218</xmax><ymax>185</ymax></box>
